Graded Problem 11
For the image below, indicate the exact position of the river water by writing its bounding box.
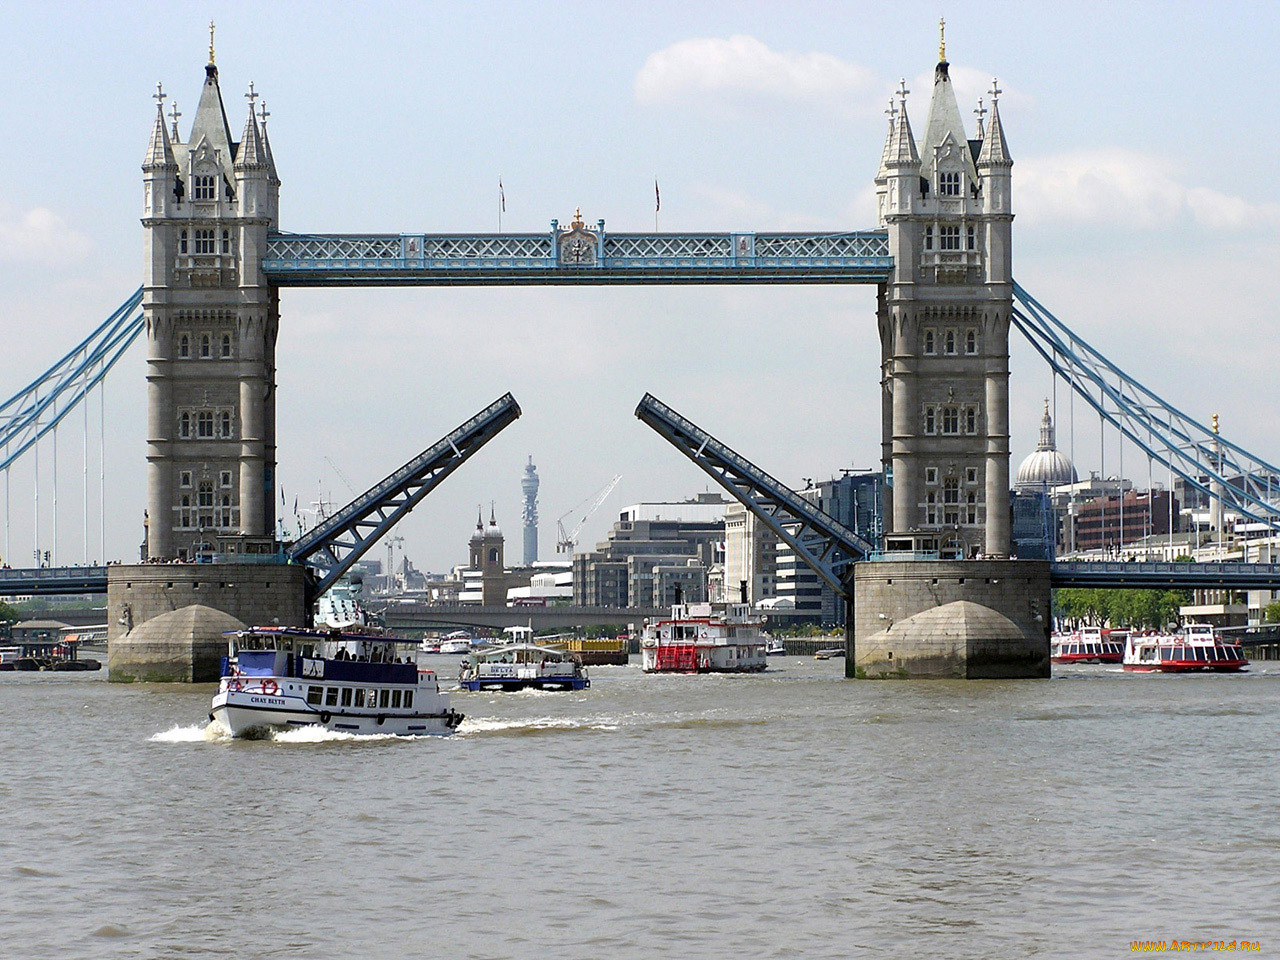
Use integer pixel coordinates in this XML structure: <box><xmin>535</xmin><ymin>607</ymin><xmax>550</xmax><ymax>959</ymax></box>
<box><xmin>2</xmin><ymin>657</ymin><xmax>1278</xmax><ymax>959</ymax></box>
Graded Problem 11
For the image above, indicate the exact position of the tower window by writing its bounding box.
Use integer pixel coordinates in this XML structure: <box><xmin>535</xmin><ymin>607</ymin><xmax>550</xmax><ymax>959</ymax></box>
<box><xmin>195</xmin><ymin>229</ymin><xmax>215</xmax><ymax>255</ymax></box>
<box><xmin>966</xmin><ymin>467</ymin><xmax>979</xmax><ymax>485</ymax></box>
<box><xmin>178</xmin><ymin>229</ymin><xmax>188</xmax><ymax>254</ymax></box>
<box><xmin>196</xmin><ymin>411</ymin><xmax>214</xmax><ymax>439</ymax></box>
<box><xmin>220</xmin><ymin>470</ymin><xmax>232</xmax><ymax>488</ymax></box>
<box><xmin>939</xmin><ymin>172</ymin><xmax>961</xmax><ymax>196</ymax></box>
<box><xmin>966</xmin><ymin>491</ymin><xmax>979</xmax><ymax>524</ymax></box>
<box><xmin>925</xmin><ymin>467</ymin><xmax>938</xmax><ymax>485</ymax></box>
<box><xmin>488</xmin><ymin>548</ymin><xmax>498</xmax><ymax>564</ymax></box>
<box><xmin>942</xmin><ymin>406</ymin><xmax>960</xmax><ymax>435</ymax></box>
<box><xmin>965</xmin><ymin>407</ymin><xmax>978</xmax><ymax>434</ymax></box>
<box><xmin>178</xmin><ymin>334</ymin><xmax>190</xmax><ymax>358</ymax></box>
<box><xmin>180</xmin><ymin>471</ymin><xmax>192</xmax><ymax>488</ymax></box>
<box><xmin>924</xmin><ymin>225</ymin><xmax>934</xmax><ymax>251</ymax></box>
<box><xmin>924</xmin><ymin>406</ymin><xmax>936</xmax><ymax>435</ymax></box>
<box><xmin>193</xmin><ymin>175</ymin><xmax>216</xmax><ymax>201</ymax></box>
<box><xmin>178</xmin><ymin>412</ymin><xmax>190</xmax><ymax>439</ymax></box>
<box><xmin>220</xmin><ymin>333</ymin><xmax>232</xmax><ymax>358</ymax></box>
<box><xmin>221</xmin><ymin>229</ymin><xmax>231</xmax><ymax>255</ymax></box>
<box><xmin>926</xmin><ymin>492</ymin><xmax>938</xmax><ymax>525</ymax></box>
<box><xmin>923</xmin><ymin>329</ymin><xmax>936</xmax><ymax>355</ymax></box>
<box><xmin>218</xmin><ymin>411</ymin><xmax>233</xmax><ymax>438</ymax></box>
<box><xmin>965</xmin><ymin>329</ymin><xmax>978</xmax><ymax>355</ymax></box>
<box><xmin>966</xmin><ymin>225</ymin><xmax>976</xmax><ymax>250</ymax></box>
<box><xmin>199</xmin><ymin>333</ymin><xmax>211</xmax><ymax>358</ymax></box>
<box><xmin>198</xmin><ymin>481</ymin><xmax>215</xmax><ymax>509</ymax></box>
<box><xmin>940</xmin><ymin>225</ymin><xmax>961</xmax><ymax>250</ymax></box>
<box><xmin>944</xmin><ymin>329</ymin><xmax>957</xmax><ymax>355</ymax></box>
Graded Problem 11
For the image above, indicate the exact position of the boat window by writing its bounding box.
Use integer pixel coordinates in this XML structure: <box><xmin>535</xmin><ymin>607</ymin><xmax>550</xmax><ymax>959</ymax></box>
<box><xmin>354</xmin><ymin>689</ymin><xmax>366</xmax><ymax>708</ymax></box>
<box><xmin>391</xmin><ymin>690</ymin><xmax>402</xmax><ymax>709</ymax></box>
<box><xmin>1207</xmin><ymin>647</ymin><xmax>1219</xmax><ymax>661</ymax></box>
<box><xmin>306</xmin><ymin>685</ymin><xmax>323</xmax><ymax>705</ymax></box>
<box><xmin>341</xmin><ymin>687</ymin><xmax>353</xmax><ymax>707</ymax></box>
<box><xmin>325</xmin><ymin>687</ymin><xmax>339</xmax><ymax>706</ymax></box>
<box><xmin>379</xmin><ymin>689</ymin><xmax>390</xmax><ymax>709</ymax></box>
<box><xmin>404</xmin><ymin>690</ymin><xmax>413</xmax><ymax>709</ymax></box>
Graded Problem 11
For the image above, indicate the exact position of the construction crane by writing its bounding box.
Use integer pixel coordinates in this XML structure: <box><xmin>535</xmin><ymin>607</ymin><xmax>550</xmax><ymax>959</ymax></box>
<box><xmin>556</xmin><ymin>475</ymin><xmax>622</xmax><ymax>555</ymax></box>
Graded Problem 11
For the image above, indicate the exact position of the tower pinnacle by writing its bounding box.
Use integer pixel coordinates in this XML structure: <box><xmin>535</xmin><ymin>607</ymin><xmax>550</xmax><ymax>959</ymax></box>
<box><xmin>208</xmin><ymin>21</ymin><xmax>216</xmax><ymax>66</ymax></box>
<box><xmin>939</xmin><ymin>16</ymin><xmax>946</xmax><ymax>63</ymax></box>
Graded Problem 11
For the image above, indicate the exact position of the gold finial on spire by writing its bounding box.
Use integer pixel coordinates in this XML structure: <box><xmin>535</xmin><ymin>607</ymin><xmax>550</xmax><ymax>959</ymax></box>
<box><xmin>939</xmin><ymin>16</ymin><xmax>946</xmax><ymax>62</ymax></box>
<box><xmin>1212</xmin><ymin>413</ymin><xmax>1220</xmax><ymax>435</ymax></box>
<box><xmin>208</xmin><ymin>21</ymin><xmax>216</xmax><ymax>65</ymax></box>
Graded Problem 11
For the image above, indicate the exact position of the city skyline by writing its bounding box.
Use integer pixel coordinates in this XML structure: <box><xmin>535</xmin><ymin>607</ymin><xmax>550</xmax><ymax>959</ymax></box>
<box><xmin>2</xmin><ymin>1</ymin><xmax>1278</xmax><ymax>569</ymax></box>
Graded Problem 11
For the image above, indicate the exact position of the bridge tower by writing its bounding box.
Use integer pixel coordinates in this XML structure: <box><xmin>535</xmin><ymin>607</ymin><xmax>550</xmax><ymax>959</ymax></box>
<box><xmin>141</xmin><ymin>44</ymin><xmax>279</xmax><ymax>560</ymax></box>
<box><xmin>876</xmin><ymin>33</ymin><xmax>1012</xmax><ymax>559</ymax></box>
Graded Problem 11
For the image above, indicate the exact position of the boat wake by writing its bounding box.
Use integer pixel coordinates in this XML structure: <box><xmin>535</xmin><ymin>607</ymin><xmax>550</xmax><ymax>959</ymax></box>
<box><xmin>150</xmin><ymin>721</ymin><xmax>444</xmax><ymax>744</ymax></box>
<box><xmin>458</xmin><ymin>715</ymin><xmax>621</xmax><ymax>736</ymax></box>
<box><xmin>149</xmin><ymin>722</ymin><xmax>231</xmax><ymax>743</ymax></box>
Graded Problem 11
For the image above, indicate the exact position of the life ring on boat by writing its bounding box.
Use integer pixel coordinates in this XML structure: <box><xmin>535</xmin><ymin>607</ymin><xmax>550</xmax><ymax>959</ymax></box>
<box><xmin>319</xmin><ymin>711</ymin><xmax>332</xmax><ymax>724</ymax></box>
<box><xmin>260</xmin><ymin>679</ymin><xmax>279</xmax><ymax>696</ymax></box>
<box><xmin>228</xmin><ymin>678</ymin><xmax>243</xmax><ymax>692</ymax></box>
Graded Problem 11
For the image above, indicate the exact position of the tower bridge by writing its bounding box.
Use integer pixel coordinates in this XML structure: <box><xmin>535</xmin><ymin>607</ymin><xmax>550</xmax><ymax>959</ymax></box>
<box><xmin>3</xmin><ymin>30</ymin><xmax>1279</xmax><ymax>680</ymax></box>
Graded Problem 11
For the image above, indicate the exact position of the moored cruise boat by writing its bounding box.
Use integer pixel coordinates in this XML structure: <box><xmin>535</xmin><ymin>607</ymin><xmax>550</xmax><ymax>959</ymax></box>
<box><xmin>641</xmin><ymin>602</ymin><xmax>768</xmax><ymax>674</ymax></box>
<box><xmin>1051</xmin><ymin>626</ymin><xmax>1126</xmax><ymax>664</ymax></box>
<box><xmin>211</xmin><ymin>626</ymin><xmax>464</xmax><ymax>737</ymax></box>
<box><xmin>458</xmin><ymin>643</ymin><xmax>590</xmax><ymax>691</ymax></box>
<box><xmin>1122</xmin><ymin>623</ymin><xmax>1248</xmax><ymax>673</ymax></box>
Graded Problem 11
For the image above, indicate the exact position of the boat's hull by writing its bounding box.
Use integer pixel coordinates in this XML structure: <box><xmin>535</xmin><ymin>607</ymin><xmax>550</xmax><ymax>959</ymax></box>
<box><xmin>1122</xmin><ymin>662</ymin><xmax>1247</xmax><ymax>673</ymax></box>
<box><xmin>211</xmin><ymin>690</ymin><xmax>463</xmax><ymax>737</ymax></box>
<box><xmin>1052</xmin><ymin>653</ymin><xmax>1123</xmax><ymax>664</ymax></box>
<box><xmin>459</xmin><ymin>676</ymin><xmax>589</xmax><ymax>691</ymax></box>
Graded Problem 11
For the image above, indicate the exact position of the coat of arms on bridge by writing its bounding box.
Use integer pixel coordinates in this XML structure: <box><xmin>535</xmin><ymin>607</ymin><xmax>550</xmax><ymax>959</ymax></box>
<box><xmin>558</xmin><ymin>208</ymin><xmax>598</xmax><ymax>266</ymax></box>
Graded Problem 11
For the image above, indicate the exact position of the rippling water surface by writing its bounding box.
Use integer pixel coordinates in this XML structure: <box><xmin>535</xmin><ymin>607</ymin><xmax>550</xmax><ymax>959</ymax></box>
<box><xmin>3</xmin><ymin>657</ymin><xmax>1279</xmax><ymax>959</ymax></box>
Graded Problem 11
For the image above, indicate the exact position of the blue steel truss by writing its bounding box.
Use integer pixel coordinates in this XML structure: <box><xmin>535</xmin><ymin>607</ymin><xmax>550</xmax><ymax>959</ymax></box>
<box><xmin>287</xmin><ymin>394</ymin><xmax>521</xmax><ymax>599</ymax></box>
<box><xmin>1050</xmin><ymin>560</ymin><xmax>1280</xmax><ymax>590</ymax></box>
<box><xmin>1012</xmin><ymin>283</ymin><xmax>1280</xmax><ymax>532</ymax></box>
<box><xmin>0</xmin><ymin>565</ymin><xmax>109</xmax><ymax>597</ymax></box>
<box><xmin>635</xmin><ymin>393</ymin><xmax>875</xmax><ymax>597</ymax></box>
<box><xmin>262</xmin><ymin>228</ymin><xmax>892</xmax><ymax>285</ymax></box>
<box><xmin>0</xmin><ymin>288</ymin><xmax>144</xmax><ymax>472</ymax></box>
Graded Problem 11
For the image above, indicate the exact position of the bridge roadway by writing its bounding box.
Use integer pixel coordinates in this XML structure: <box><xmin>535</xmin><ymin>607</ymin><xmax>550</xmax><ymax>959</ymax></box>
<box><xmin>6</xmin><ymin>560</ymin><xmax>1280</xmax><ymax>601</ymax></box>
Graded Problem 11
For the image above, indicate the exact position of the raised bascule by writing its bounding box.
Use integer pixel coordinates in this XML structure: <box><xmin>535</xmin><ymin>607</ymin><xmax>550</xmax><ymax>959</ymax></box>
<box><xmin>4</xmin><ymin>26</ymin><xmax>1280</xmax><ymax>679</ymax></box>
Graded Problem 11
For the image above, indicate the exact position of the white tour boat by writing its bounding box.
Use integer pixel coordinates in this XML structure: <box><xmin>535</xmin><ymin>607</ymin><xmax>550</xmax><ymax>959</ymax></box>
<box><xmin>1051</xmin><ymin>625</ymin><xmax>1126</xmax><ymax>664</ymax></box>
<box><xmin>641</xmin><ymin>602</ymin><xmax>768</xmax><ymax>673</ymax></box>
<box><xmin>438</xmin><ymin>631</ymin><xmax>473</xmax><ymax>655</ymax></box>
<box><xmin>458</xmin><ymin>642</ymin><xmax>590</xmax><ymax>691</ymax></box>
<box><xmin>1122</xmin><ymin>623</ymin><xmax>1248</xmax><ymax>673</ymax></box>
<box><xmin>211</xmin><ymin>626</ymin><xmax>464</xmax><ymax>737</ymax></box>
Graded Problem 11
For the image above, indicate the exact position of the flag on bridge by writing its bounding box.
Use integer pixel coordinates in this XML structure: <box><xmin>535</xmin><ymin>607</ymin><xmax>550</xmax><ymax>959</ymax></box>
<box><xmin>654</xmin><ymin>179</ymin><xmax>660</xmax><ymax>212</ymax></box>
<box><xmin>499</xmin><ymin>179</ymin><xmax>505</xmax><ymax>213</ymax></box>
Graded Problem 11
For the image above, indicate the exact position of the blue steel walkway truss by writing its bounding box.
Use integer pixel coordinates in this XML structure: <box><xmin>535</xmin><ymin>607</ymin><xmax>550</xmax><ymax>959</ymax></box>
<box><xmin>262</xmin><ymin>229</ymin><xmax>892</xmax><ymax>286</ymax></box>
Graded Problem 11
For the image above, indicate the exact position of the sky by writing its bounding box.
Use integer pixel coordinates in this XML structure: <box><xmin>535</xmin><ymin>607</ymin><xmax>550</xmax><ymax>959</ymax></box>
<box><xmin>2</xmin><ymin>1</ymin><xmax>1279</xmax><ymax>571</ymax></box>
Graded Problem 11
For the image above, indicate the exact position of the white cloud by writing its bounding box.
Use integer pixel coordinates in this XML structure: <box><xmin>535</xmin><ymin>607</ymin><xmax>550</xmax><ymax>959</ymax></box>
<box><xmin>634</xmin><ymin>35</ymin><xmax>877</xmax><ymax>108</ymax></box>
<box><xmin>1017</xmin><ymin>149</ymin><xmax>1280</xmax><ymax>230</ymax></box>
<box><xmin>0</xmin><ymin>203</ymin><xmax>91</xmax><ymax>264</ymax></box>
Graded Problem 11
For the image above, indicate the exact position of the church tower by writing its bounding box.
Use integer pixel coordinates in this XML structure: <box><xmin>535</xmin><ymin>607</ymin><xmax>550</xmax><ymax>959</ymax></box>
<box><xmin>141</xmin><ymin>33</ymin><xmax>281</xmax><ymax>559</ymax></box>
<box><xmin>875</xmin><ymin>24</ymin><xmax>1013</xmax><ymax>559</ymax></box>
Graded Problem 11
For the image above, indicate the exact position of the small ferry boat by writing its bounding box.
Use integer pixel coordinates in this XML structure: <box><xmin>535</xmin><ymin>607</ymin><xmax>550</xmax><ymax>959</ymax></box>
<box><xmin>458</xmin><ymin>643</ymin><xmax>590</xmax><ymax>691</ymax></box>
<box><xmin>1051</xmin><ymin>626</ymin><xmax>1126</xmax><ymax>664</ymax></box>
<box><xmin>439</xmin><ymin>632</ymin><xmax>472</xmax><ymax>655</ymax></box>
<box><xmin>765</xmin><ymin>638</ymin><xmax>786</xmax><ymax>656</ymax></box>
<box><xmin>211</xmin><ymin>626</ymin><xmax>464</xmax><ymax>737</ymax></box>
<box><xmin>1122</xmin><ymin>623</ymin><xmax>1248</xmax><ymax>673</ymax></box>
<box><xmin>641</xmin><ymin>602</ymin><xmax>768</xmax><ymax>673</ymax></box>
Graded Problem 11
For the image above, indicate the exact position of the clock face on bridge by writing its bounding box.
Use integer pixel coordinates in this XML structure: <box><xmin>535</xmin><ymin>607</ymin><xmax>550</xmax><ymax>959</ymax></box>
<box><xmin>559</xmin><ymin>232</ymin><xmax>597</xmax><ymax>266</ymax></box>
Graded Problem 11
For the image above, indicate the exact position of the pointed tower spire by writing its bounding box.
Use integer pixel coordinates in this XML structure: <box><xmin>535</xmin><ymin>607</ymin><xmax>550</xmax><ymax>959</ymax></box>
<box><xmin>144</xmin><ymin>83</ymin><xmax>176</xmax><ymax>169</ymax></box>
<box><xmin>918</xmin><ymin>31</ymin><xmax>977</xmax><ymax>182</ymax></box>
<box><xmin>885</xmin><ymin>79</ymin><xmax>920</xmax><ymax>167</ymax></box>
<box><xmin>235</xmin><ymin>87</ymin><xmax>266</xmax><ymax>169</ymax></box>
<box><xmin>257</xmin><ymin>100</ymin><xmax>279</xmax><ymax>182</ymax></box>
<box><xmin>189</xmin><ymin>26</ymin><xmax>235</xmax><ymax>168</ymax></box>
<box><xmin>977</xmin><ymin>80</ymin><xmax>1012</xmax><ymax>166</ymax></box>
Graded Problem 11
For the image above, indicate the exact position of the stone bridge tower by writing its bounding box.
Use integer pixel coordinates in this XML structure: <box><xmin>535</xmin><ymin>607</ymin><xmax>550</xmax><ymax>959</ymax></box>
<box><xmin>141</xmin><ymin>43</ymin><xmax>280</xmax><ymax>559</ymax></box>
<box><xmin>875</xmin><ymin>36</ymin><xmax>1013</xmax><ymax>559</ymax></box>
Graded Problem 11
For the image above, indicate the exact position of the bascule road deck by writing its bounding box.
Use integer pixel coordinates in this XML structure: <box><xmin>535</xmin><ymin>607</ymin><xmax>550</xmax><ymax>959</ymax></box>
<box><xmin>261</xmin><ymin>230</ymin><xmax>894</xmax><ymax>286</ymax></box>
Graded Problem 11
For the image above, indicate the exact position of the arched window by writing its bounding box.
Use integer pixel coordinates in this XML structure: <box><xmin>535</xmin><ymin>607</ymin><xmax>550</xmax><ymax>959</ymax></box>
<box><xmin>939</xmin><ymin>171</ymin><xmax>961</xmax><ymax>196</ymax></box>
<box><xmin>178</xmin><ymin>334</ymin><xmax>190</xmax><ymax>358</ymax></box>
<box><xmin>944</xmin><ymin>329</ymin><xmax>957</xmax><ymax>355</ymax></box>
<box><xmin>965</xmin><ymin>329</ymin><xmax>977</xmax><ymax>354</ymax></box>
<box><xmin>178</xmin><ymin>412</ymin><xmax>190</xmax><ymax>438</ymax></box>
<box><xmin>966</xmin><ymin>225</ymin><xmax>976</xmax><ymax>250</ymax></box>
<box><xmin>942</xmin><ymin>406</ymin><xmax>959</xmax><ymax>434</ymax></box>
<box><xmin>924</xmin><ymin>225</ymin><xmax>934</xmax><ymax>251</ymax></box>
<box><xmin>179</xmin><ymin>229</ymin><xmax>188</xmax><ymax>255</ymax></box>
<box><xmin>221</xmin><ymin>229</ymin><xmax>231</xmax><ymax>254</ymax></box>
<box><xmin>924</xmin><ymin>406</ymin><xmax>936</xmax><ymax>435</ymax></box>
<box><xmin>220</xmin><ymin>333</ymin><xmax>232</xmax><ymax>358</ymax></box>
<box><xmin>199</xmin><ymin>333</ymin><xmax>211</xmax><ymax>358</ymax></box>
<box><xmin>923</xmin><ymin>329</ymin><xmax>936</xmax><ymax>355</ymax></box>
<box><xmin>965</xmin><ymin>407</ymin><xmax>978</xmax><ymax>434</ymax></box>
<box><xmin>218</xmin><ymin>411</ymin><xmax>232</xmax><ymax>438</ymax></box>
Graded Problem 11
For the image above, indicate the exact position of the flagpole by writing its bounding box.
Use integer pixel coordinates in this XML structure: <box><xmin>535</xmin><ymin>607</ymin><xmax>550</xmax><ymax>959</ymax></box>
<box><xmin>654</xmin><ymin>178</ymin><xmax>660</xmax><ymax>231</ymax></box>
